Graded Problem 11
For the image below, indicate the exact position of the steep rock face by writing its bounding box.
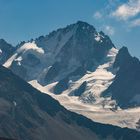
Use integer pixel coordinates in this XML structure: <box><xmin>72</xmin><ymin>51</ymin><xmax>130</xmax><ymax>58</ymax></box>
<box><xmin>4</xmin><ymin>21</ymin><xmax>115</xmax><ymax>85</ymax></box>
<box><xmin>0</xmin><ymin>39</ymin><xmax>16</xmax><ymax>64</ymax></box>
<box><xmin>0</xmin><ymin>66</ymin><xmax>140</xmax><ymax>140</ymax></box>
<box><xmin>69</xmin><ymin>81</ymin><xmax>87</xmax><ymax>96</ymax></box>
<box><xmin>102</xmin><ymin>47</ymin><xmax>140</xmax><ymax>108</ymax></box>
<box><xmin>113</xmin><ymin>47</ymin><xmax>132</xmax><ymax>69</ymax></box>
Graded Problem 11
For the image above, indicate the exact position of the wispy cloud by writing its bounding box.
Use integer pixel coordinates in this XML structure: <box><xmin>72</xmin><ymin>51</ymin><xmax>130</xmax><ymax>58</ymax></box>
<box><xmin>93</xmin><ymin>11</ymin><xmax>102</xmax><ymax>19</ymax></box>
<box><xmin>112</xmin><ymin>0</ymin><xmax>140</xmax><ymax>20</ymax></box>
<box><xmin>130</xmin><ymin>18</ymin><xmax>140</xmax><ymax>27</ymax></box>
<box><xmin>107</xmin><ymin>0</ymin><xmax>121</xmax><ymax>9</ymax></box>
<box><xmin>104</xmin><ymin>25</ymin><xmax>115</xmax><ymax>35</ymax></box>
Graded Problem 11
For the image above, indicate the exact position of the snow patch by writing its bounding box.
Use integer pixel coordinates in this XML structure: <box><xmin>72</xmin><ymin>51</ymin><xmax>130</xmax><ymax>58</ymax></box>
<box><xmin>3</xmin><ymin>42</ymin><xmax>45</xmax><ymax>68</ymax></box>
<box><xmin>13</xmin><ymin>101</ymin><xmax>17</xmax><ymax>106</ymax></box>
<box><xmin>3</xmin><ymin>53</ymin><xmax>18</xmax><ymax>68</ymax></box>
<box><xmin>95</xmin><ymin>33</ymin><xmax>104</xmax><ymax>42</ymax></box>
<box><xmin>0</xmin><ymin>49</ymin><xmax>2</xmax><ymax>54</ymax></box>
<box><xmin>95</xmin><ymin>36</ymin><xmax>101</xmax><ymax>42</ymax></box>
<box><xmin>18</xmin><ymin>41</ymin><xmax>44</xmax><ymax>54</ymax></box>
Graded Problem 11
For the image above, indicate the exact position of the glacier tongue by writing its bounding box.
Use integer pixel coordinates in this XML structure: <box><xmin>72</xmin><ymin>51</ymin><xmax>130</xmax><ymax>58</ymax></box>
<box><xmin>29</xmin><ymin>74</ymin><xmax>140</xmax><ymax>130</ymax></box>
<box><xmin>29</xmin><ymin>47</ymin><xmax>140</xmax><ymax>130</ymax></box>
<box><xmin>55</xmin><ymin>47</ymin><xmax>118</xmax><ymax>105</ymax></box>
<box><xmin>29</xmin><ymin>47</ymin><xmax>119</xmax><ymax>108</ymax></box>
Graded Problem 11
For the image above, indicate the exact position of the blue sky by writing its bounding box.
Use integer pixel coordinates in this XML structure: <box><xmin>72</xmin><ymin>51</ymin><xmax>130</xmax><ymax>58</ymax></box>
<box><xmin>0</xmin><ymin>0</ymin><xmax>140</xmax><ymax>58</ymax></box>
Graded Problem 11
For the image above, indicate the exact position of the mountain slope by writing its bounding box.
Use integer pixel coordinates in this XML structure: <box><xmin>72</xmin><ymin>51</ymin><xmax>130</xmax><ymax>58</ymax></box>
<box><xmin>3</xmin><ymin>21</ymin><xmax>140</xmax><ymax>130</ymax></box>
<box><xmin>102</xmin><ymin>47</ymin><xmax>140</xmax><ymax>108</ymax></box>
<box><xmin>1</xmin><ymin>65</ymin><xmax>140</xmax><ymax>140</ymax></box>
<box><xmin>4</xmin><ymin>21</ymin><xmax>115</xmax><ymax>84</ymax></box>
<box><xmin>4</xmin><ymin>21</ymin><xmax>117</xmax><ymax>105</ymax></box>
<box><xmin>0</xmin><ymin>39</ymin><xmax>16</xmax><ymax>64</ymax></box>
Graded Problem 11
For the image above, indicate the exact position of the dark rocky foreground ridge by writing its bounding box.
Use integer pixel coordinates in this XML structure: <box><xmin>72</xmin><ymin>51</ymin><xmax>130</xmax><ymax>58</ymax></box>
<box><xmin>0</xmin><ymin>138</ymin><xmax>15</xmax><ymax>140</ymax></box>
<box><xmin>0</xmin><ymin>65</ymin><xmax>140</xmax><ymax>140</ymax></box>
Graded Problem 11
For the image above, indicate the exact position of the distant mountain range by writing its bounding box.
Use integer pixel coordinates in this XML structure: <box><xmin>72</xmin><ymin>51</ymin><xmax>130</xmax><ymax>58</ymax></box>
<box><xmin>1</xmin><ymin>21</ymin><xmax>140</xmax><ymax>131</ymax></box>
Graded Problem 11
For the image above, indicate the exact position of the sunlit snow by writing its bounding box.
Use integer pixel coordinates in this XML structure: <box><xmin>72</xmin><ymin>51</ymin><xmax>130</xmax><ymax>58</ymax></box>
<box><xmin>28</xmin><ymin>47</ymin><xmax>140</xmax><ymax>130</ymax></box>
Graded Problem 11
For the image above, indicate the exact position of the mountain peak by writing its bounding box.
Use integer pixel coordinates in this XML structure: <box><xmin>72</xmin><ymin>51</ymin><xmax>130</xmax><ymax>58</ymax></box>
<box><xmin>0</xmin><ymin>39</ymin><xmax>10</xmax><ymax>46</ymax></box>
<box><xmin>76</xmin><ymin>20</ymin><xmax>94</xmax><ymax>27</ymax></box>
<box><xmin>0</xmin><ymin>39</ymin><xmax>16</xmax><ymax>64</ymax></box>
<box><xmin>76</xmin><ymin>20</ymin><xmax>88</xmax><ymax>24</ymax></box>
<box><xmin>113</xmin><ymin>46</ymin><xmax>131</xmax><ymax>69</ymax></box>
<box><xmin>4</xmin><ymin>21</ymin><xmax>116</xmax><ymax>84</ymax></box>
<box><xmin>75</xmin><ymin>21</ymin><xmax>96</xmax><ymax>32</ymax></box>
<box><xmin>0</xmin><ymin>38</ymin><xmax>6</xmax><ymax>43</ymax></box>
<box><xmin>119</xmin><ymin>46</ymin><xmax>130</xmax><ymax>55</ymax></box>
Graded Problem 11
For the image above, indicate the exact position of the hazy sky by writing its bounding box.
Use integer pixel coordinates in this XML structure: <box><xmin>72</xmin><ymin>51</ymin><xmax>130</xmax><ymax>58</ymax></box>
<box><xmin>0</xmin><ymin>0</ymin><xmax>140</xmax><ymax>58</ymax></box>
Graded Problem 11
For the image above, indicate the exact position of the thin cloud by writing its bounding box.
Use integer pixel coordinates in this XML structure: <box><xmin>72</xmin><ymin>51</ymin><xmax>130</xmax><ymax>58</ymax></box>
<box><xmin>112</xmin><ymin>0</ymin><xmax>140</xmax><ymax>20</ymax></box>
<box><xmin>130</xmin><ymin>18</ymin><xmax>140</xmax><ymax>27</ymax></box>
<box><xmin>93</xmin><ymin>11</ymin><xmax>102</xmax><ymax>19</ymax></box>
<box><xmin>104</xmin><ymin>25</ymin><xmax>115</xmax><ymax>36</ymax></box>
